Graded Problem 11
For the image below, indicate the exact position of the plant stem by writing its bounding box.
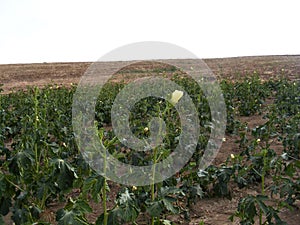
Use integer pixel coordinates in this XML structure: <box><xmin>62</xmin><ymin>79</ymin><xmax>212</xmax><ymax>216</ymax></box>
<box><xmin>103</xmin><ymin>178</ymin><xmax>108</xmax><ymax>225</ymax></box>
<box><xmin>259</xmin><ymin>209</ymin><xmax>262</xmax><ymax>225</ymax></box>
<box><xmin>259</xmin><ymin>149</ymin><xmax>268</xmax><ymax>225</ymax></box>
<box><xmin>33</xmin><ymin>87</ymin><xmax>39</xmax><ymax>174</ymax></box>
<box><xmin>100</xmin><ymin>129</ymin><xmax>108</xmax><ymax>225</ymax></box>
<box><xmin>262</xmin><ymin>149</ymin><xmax>267</xmax><ymax>195</ymax></box>
<box><xmin>151</xmin><ymin>106</ymin><xmax>168</xmax><ymax>225</ymax></box>
<box><xmin>151</xmin><ymin>144</ymin><xmax>158</xmax><ymax>225</ymax></box>
<box><xmin>5</xmin><ymin>177</ymin><xmax>25</xmax><ymax>192</ymax></box>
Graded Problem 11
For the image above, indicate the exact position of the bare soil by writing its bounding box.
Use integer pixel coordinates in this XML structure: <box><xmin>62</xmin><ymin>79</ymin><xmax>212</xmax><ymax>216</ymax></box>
<box><xmin>1</xmin><ymin>55</ymin><xmax>299</xmax><ymax>92</ymax></box>
<box><xmin>1</xmin><ymin>55</ymin><xmax>299</xmax><ymax>224</ymax></box>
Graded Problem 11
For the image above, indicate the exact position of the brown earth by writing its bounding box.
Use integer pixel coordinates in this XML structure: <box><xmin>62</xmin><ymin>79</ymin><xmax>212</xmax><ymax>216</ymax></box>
<box><xmin>1</xmin><ymin>55</ymin><xmax>299</xmax><ymax>225</ymax></box>
<box><xmin>0</xmin><ymin>55</ymin><xmax>299</xmax><ymax>92</ymax></box>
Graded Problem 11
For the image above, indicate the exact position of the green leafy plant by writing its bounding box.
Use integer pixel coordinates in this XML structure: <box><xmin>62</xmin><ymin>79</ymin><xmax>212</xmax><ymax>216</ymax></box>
<box><xmin>230</xmin><ymin>195</ymin><xmax>287</xmax><ymax>225</ymax></box>
<box><xmin>0</xmin><ymin>76</ymin><xmax>298</xmax><ymax>224</ymax></box>
<box><xmin>96</xmin><ymin>188</ymin><xmax>140</xmax><ymax>225</ymax></box>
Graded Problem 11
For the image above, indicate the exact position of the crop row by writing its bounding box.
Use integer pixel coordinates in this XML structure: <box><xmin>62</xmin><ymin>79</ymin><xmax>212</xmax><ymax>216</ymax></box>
<box><xmin>0</xmin><ymin>75</ymin><xmax>299</xmax><ymax>224</ymax></box>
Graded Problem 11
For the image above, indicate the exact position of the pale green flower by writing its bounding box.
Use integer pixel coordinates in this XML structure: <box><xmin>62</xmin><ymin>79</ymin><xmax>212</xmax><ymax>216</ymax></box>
<box><xmin>170</xmin><ymin>90</ymin><xmax>183</xmax><ymax>105</ymax></box>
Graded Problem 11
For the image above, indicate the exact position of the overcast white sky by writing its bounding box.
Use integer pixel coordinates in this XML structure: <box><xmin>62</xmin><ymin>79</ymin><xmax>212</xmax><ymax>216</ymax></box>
<box><xmin>0</xmin><ymin>0</ymin><xmax>299</xmax><ymax>64</ymax></box>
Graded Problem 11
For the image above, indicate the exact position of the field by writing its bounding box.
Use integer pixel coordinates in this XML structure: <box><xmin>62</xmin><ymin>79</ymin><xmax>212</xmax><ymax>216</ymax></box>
<box><xmin>0</xmin><ymin>55</ymin><xmax>299</xmax><ymax>225</ymax></box>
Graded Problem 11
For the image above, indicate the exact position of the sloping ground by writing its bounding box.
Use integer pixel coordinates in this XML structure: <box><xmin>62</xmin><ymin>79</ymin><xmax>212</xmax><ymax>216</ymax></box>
<box><xmin>0</xmin><ymin>55</ymin><xmax>299</xmax><ymax>92</ymax></box>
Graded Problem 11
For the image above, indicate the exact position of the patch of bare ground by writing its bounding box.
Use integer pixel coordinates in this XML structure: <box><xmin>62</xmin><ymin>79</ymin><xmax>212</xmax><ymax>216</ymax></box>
<box><xmin>0</xmin><ymin>55</ymin><xmax>299</xmax><ymax>92</ymax></box>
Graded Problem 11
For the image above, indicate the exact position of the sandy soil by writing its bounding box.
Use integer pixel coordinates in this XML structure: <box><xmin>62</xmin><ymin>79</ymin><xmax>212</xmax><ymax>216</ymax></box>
<box><xmin>1</xmin><ymin>55</ymin><xmax>299</xmax><ymax>92</ymax></box>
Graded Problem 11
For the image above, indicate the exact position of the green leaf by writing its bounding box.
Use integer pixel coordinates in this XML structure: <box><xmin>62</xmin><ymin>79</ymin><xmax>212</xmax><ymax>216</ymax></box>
<box><xmin>255</xmin><ymin>194</ymin><xmax>268</xmax><ymax>201</ymax></box>
<box><xmin>294</xmin><ymin>160</ymin><xmax>300</xmax><ymax>168</ymax></box>
<box><xmin>30</xmin><ymin>205</ymin><xmax>42</xmax><ymax>220</ymax></box>
<box><xmin>115</xmin><ymin>189</ymin><xmax>139</xmax><ymax>222</ymax></box>
<box><xmin>236</xmin><ymin>176</ymin><xmax>248</xmax><ymax>189</ymax></box>
<box><xmin>12</xmin><ymin>208</ymin><xmax>31</xmax><ymax>225</ymax></box>
<box><xmin>0</xmin><ymin>215</ymin><xmax>4</xmax><ymax>225</ymax></box>
<box><xmin>0</xmin><ymin>197</ymin><xmax>12</xmax><ymax>215</ymax></box>
<box><xmin>285</xmin><ymin>163</ymin><xmax>296</xmax><ymax>177</ymax></box>
<box><xmin>244</xmin><ymin>200</ymin><xmax>256</xmax><ymax>219</ymax></box>
<box><xmin>162</xmin><ymin>197</ymin><xmax>179</xmax><ymax>214</ymax></box>
<box><xmin>74</xmin><ymin>200</ymin><xmax>92</xmax><ymax>214</ymax></box>
<box><xmin>56</xmin><ymin>209</ymin><xmax>89</xmax><ymax>225</ymax></box>
<box><xmin>8</xmin><ymin>151</ymin><xmax>33</xmax><ymax>175</ymax></box>
<box><xmin>36</xmin><ymin>181</ymin><xmax>53</xmax><ymax>202</ymax></box>
<box><xmin>147</xmin><ymin>201</ymin><xmax>163</xmax><ymax>217</ymax></box>
<box><xmin>238</xmin><ymin>196</ymin><xmax>257</xmax><ymax>221</ymax></box>
<box><xmin>96</xmin><ymin>210</ymin><xmax>119</xmax><ymax>225</ymax></box>
<box><xmin>118</xmin><ymin>204</ymin><xmax>139</xmax><ymax>222</ymax></box>
<box><xmin>52</xmin><ymin>159</ymin><xmax>78</xmax><ymax>190</ymax></box>
<box><xmin>189</xmin><ymin>185</ymin><xmax>204</xmax><ymax>199</ymax></box>
<box><xmin>159</xmin><ymin>186</ymin><xmax>182</xmax><ymax>197</ymax></box>
<box><xmin>255</xmin><ymin>198</ymin><xmax>269</xmax><ymax>215</ymax></box>
<box><xmin>82</xmin><ymin>175</ymin><xmax>104</xmax><ymax>203</ymax></box>
<box><xmin>228</xmin><ymin>214</ymin><xmax>234</xmax><ymax>222</ymax></box>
